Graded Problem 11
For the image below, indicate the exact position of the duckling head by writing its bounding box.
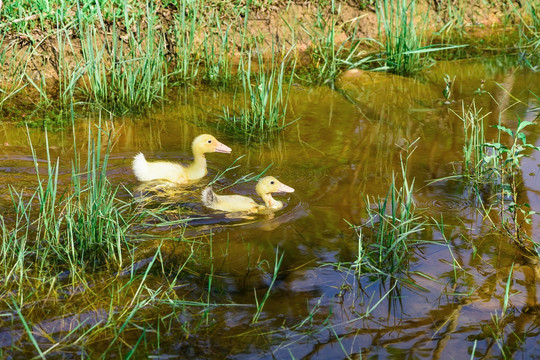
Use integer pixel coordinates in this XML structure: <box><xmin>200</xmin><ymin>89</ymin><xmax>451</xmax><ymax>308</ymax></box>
<box><xmin>256</xmin><ymin>176</ymin><xmax>295</xmax><ymax>210</ymax></box>
<box><xmin>193</xmin><ymin>134</ymin><xmax>232</xmax><ymax>155</ymax></box>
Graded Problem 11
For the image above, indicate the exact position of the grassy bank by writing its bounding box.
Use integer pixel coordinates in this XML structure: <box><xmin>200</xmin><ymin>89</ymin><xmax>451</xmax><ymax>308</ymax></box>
<box><xmin>0</xmin><ymin>0</ymin><xmax>537</xmax><ymax>122</ymax></box>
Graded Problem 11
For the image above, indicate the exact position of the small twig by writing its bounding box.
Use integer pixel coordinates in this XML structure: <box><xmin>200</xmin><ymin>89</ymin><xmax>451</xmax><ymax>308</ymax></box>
<box><xmin>0</xmin><ymin>14</ymin><xmax>40</xmax><ymax>28</ymax></box>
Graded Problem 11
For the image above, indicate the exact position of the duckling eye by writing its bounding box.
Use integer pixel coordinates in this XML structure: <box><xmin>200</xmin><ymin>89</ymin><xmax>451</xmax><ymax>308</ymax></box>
<box><xmin>207</xmin><ymin>140</ymin><xmax>212</xmax><ymax>143</ymax></box>
<box><xmin>270</xmin><ymin>181</ymin><xmax>275</xmax><ymax>184</ymax></box>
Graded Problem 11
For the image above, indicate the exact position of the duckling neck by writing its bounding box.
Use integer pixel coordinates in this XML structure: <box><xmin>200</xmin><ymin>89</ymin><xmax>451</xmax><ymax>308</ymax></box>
<box><xmin>186</xmin><ymin>150</ymin><xmax>207</xmax><ymax>180</ymax></box>
<box><xmin>260</xmin><ymin>193</ymin><xmax>283</xmax><ymax>211</ymax></box>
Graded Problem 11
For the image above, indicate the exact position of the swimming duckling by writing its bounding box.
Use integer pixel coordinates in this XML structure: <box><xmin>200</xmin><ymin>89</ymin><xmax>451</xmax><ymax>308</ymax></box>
<box><xmin>201</xmin><ymin>176</ymin><xmax>295</xmax><ymax>213</ymax></box>
<box><xmin>132</xmin><ymin>134</ymin><xmax>231</xmax><ymax>184</ymax></box>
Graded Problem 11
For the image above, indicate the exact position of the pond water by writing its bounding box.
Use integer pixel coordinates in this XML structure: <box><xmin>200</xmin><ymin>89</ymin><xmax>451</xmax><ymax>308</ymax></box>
<box><xmin>1</xmin><ymin>56</ymin><xmax>540</xmax><ymax>358</ymax></box>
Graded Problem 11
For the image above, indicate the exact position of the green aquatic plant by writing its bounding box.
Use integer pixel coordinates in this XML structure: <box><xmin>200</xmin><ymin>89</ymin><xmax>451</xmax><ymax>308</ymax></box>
<box><xmin>34</xmin><ymin>123</ymin><xmax>136</xmax><ymax>269</ymax></box>
<box><xmin>0</xmin><ymin>120</ymin><xmax>137</xmax><ymax>313</ymax></box>
<box><xmin>483</xmin><ymin>118</ymin><xmax>540</xmax><ymax>245</ymax></box>
<box><xmin>460</xmin><ymin>100</ymin><xmax>491</xmax><ymax>182</ymax></box>
<box><xmin>351</xmin><ymin>141</ymin><xmax>425</xmax><ymax>278</ymax></box>
<box><xmin>442</xmin><ymin>74</ymin><xmax>455</xmax><ymax>103</ymax></box>
<box><xmin>452</xmin><ymin>95</ymin><xmax>540</xmax><ymax>246</ymax></box>
<box><xmin>0</xmin><ymin>118</ymin><xmax>227</xmax><ymax>357</ymax></box>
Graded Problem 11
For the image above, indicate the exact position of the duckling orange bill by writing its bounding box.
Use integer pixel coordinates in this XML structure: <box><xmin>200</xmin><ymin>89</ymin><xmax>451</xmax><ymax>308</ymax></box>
<box><xmin>201</xmin><ymin>176</ymin><xmax>294</xmax><ymax>213</ymax></box>
<box><xmin>132</xmin><ymin>134</ymin><xmax>231</xmax><ymax>184</ymax></box>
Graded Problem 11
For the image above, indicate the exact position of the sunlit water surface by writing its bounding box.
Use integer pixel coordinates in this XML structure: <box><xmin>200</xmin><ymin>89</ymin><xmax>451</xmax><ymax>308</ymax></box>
<box><xmin>1</xmin><ymin>57</ymin><xmax>540</xmax><ymax>358</ymax></box>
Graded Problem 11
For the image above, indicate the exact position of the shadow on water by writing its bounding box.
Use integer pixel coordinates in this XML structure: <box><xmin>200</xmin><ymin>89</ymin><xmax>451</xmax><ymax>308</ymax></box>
<box><xmin>1</xmin><ymin>56</ymin><xmax>540</xmax><ymax>358</ymax></box>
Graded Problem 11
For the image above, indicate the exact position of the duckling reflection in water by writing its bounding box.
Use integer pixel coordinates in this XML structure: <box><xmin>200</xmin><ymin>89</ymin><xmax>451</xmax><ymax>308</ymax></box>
<box><xmin>201</xmin><ymin>176</ymin><xmax>295</xmax><ymax>213</ymax></box>
<box><xmin>132</xmin><ymin>134</ymin><xmax>232</xmax><ymax>185</ymax></box>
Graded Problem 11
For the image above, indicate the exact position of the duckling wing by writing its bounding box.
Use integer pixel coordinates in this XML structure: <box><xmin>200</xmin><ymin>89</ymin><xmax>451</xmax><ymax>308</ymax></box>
<box><xmin>133</xmin><ymin>154</ymin><xmax>188</xmax><ymax>184</ymax></box>
<box><xmin>146</xmin><ymin>161</ymin><xmax>188</xmax><ymax>183</ymax></box>
<box><xmin>207</xmin><ymin>193</ymin><xmax>260</xmax><ymax>213</ymax></box>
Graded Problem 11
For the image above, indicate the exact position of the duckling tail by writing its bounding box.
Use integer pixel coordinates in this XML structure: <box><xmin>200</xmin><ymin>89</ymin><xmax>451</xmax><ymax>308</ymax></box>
<box><xmin>201</xmin><ymin>186</ymin><xmax>217</xmax><ymax>207</ymax></box>
<box><xmin>132</xmin><ymin>153</ymin><xmax>149</xmax><ymax>181</ymax></box>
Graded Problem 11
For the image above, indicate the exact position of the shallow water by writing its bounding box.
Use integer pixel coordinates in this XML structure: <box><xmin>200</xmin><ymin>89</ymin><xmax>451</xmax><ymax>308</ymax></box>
<box><xmin>1</xmin><ymin>56</ymin><xmax>540</xmax><ymax>358</ymax></box>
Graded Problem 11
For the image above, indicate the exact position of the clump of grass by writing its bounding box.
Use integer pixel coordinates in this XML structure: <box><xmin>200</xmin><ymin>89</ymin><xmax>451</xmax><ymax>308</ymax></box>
<box><xmin>376</xmin><ymin>0</ymin><xmax>464</xmax><ymax>73</ymax></box>
<box><xmin>77</xmin><ymin>4</ymin><xmax>167</xmax><ymax>114</ymax></box>
<box><xmin>302</xmin><ymin>0</ymin><xmax>371</xmax><ymax>87</ymax></box>
<box><xmin>170</xmin><ymin>0</ymin><xmax>202</xmax><ymax>83</ymax></box>
<box><xmin>0</xmin><ymin>117</ymin><xmax>227</xmax><ymax>357</ymax></box>
<box><xmin>32</xmin><ymin>122</ymin><xmax>135</xmax><ymax>270</ymax></box>
<box><xmin>0</xmin><ymin>121</ymin><xmax>139</xmax><ymax>325</ymax></box>
<box><xmin>218</xmin><ymin>45</ymin><xmax>297</xmax><ymax>141</ymax></box>
<box><xmin>507</xmin><ymin>0</ymin><xmax>540</xmax><ymax>70</ymax></box>
<box><xmin>351</xmin><ymin>142</ymin><xmax>425</xmax><ymax>278</ymax></box>
<box><xmin>201</xmin><ymin>12</ymin><xmax>234</xmax><ymax>86</ymax></box>
<box><xmin>434</xmin><ymin>0</ymin><xmax>467</xmax><ymax>37</ymax></box>
<box><xmin>376</xmin><ymin>0</ymin><xmax>427</xmax><ymax>73</ymax></box>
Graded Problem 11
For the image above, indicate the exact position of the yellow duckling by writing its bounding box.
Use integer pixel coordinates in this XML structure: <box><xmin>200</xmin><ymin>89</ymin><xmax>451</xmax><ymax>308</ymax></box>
<box><xmin>201</xmin><ymin>176</ymin><xmax>295</xmax><ymax>213</ymax></box>
<box><xmin>132</xmin><ymin>134</ymin><xmax>232</xmax><ymax>184</ymax></box>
